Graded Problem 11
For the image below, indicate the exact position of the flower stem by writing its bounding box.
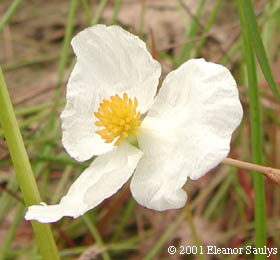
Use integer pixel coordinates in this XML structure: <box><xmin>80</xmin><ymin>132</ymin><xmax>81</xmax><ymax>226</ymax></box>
<box><xmin>0</xmin><ymin>67</ymin><xmax>60</xmax><ymax>260</ymax></box>
<box><xmin>222</xmin><ymin>158</ymin><xmax>280</xmax><ymax>185</ymax></box>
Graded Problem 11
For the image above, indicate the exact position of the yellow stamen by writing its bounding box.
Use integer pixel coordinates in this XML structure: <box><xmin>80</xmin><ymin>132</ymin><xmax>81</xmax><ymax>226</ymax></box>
<box><xmin>94</xmin><ymin>93</ymin><xmax>142</xmax><ymax>146</ymax></box>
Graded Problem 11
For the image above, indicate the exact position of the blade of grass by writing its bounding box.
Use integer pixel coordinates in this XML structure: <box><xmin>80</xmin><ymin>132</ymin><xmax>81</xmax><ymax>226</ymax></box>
<box><xmin>185</xmin><ymin>203</ymin><xmax>204</xmax><ymax>260</ymax></box>
<box><xmin>110</xmin><ymin>199</ymin><xmax>136</xmax><ymax>243</ymax></box>
<box><xmin>143</xmin><ymin>210</ymin><xmax>186</xmax><ymax>260</ymax></box>
<box><xmin>0</xmin><ymin>203</ymin><xmax>24</xmax><ymax>260</ymax></box>
<box><xmin>0</xmin><ymin>0</ymin><xmax>22</xmax><ymax>33</ymax></box>
<box><xmin>191</xmin><ymin>168</ymin><xmax>229</xmax><ymax>210</ymax></box>
<box><xmin>51</xmin><ymin>165</ymin><xmax>73</xmax><ymax>204</ymax></box>
<box><xmin>15</xmin><ymin>103</ymin><xmax>53</xmax><ymax>116</ymax></box>
<box><xmin>204</xmin><ymin>171</ymin><xmax>235</xmax><ymax>219</ymax></box>
<box><xmin>59</xmin><ymin>232</ymin><xmax>152</xmax><ymax>258</ymax></box>
<box><xmin>82</xmin><ymin>214</ymin><xmax>111</xmax><ymax>260</ymax></box>
<box><xmin>38</xmin><ymin>0</ymin><xmax>79</xmax><ymax>201</ymax></box>
<box><xmin>57</xmin><ymin>0</ymin><xmax>79</xmax><ymax>88</ymax></box>
<box><xmin>175</xmin><ymin>0</ymin><xmax>206</xmax><ymax>65</ymax></box>
<box><xmin>109</xmin><ymin>0</ymin><xmax>123</xmax><ymax>25</ymax></box>
<box><xmin>158</xmin><ymin>50</ymin><xmax>177</xmax><ymax>67</ymax></box>
<box><xmin>261</xmin><ymin>1</ymin><xmax>275</xmax><ymax>62</ymax></box>
<box><xmin>33</xmin><ymin>154</ymin><xmax>89</xmax><ymax>168</ymax></box>
<box><xmin>232</xmin><ymin>174</ymin><xmax>248</xmax><ymax>230</ymax></box>
<box><xmin>242</xmin><ymin>0</ymin><xmax>280</xmax><ymax>104</ymax></box>
<box><xmin>195</xmin><ymin>0</ymin><xmax>223</xmax><ymax>57</ymax></box>
<box><xmin>81</xmin><ymin>0</ymin><xmax>92</xmax><ymax>25</ymax></box>
<box><xmin>2</xmin><ymin>52</ymin><xmax>60</xmax><ymax>72</ymax></box>
<box><xmin>48</xmin><ymin>0</ymin><xmax>78</xmax><ymax>130</ymax></box>
<box><xmin>220</xmin><ymin>39</ymin><xmax>241</xmax><ymax>65</ymax></box>
<box><xmin>0</xmin><ymin>67</ymin><xmax>60</xmax><ymax>260</ymax></box>
<box><xmin>91</xmin><ymin>0</ymin><xmax>108</xmax><ymax>25</ymax></box>
<box><xmin>0</xmin><ymin>176</ymin><xmax>17</xmax><ymax>222</ymax></box>
<box><xmin>43</xmin><ymin>0</ymin><xmax>78</xmax><ymax>131</ymax></box>
<box><xmin>237</xmin><ymin>1</ymin><xmax>266</xmax><ymax>259</ymax></box>
<box><xmin>0</xmin><ymin>110</ymin><xmax>50</xmax><ymax>138</ymax></box>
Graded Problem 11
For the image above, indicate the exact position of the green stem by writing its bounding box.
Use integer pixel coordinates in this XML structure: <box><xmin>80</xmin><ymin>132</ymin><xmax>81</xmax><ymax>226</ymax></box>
<box><xmin>195</xmin><ymin>0</ymin><xmax>223</xmax><ymax>57</ymax></box>
<box><xmin>185</xmin><ymin>203</ymin><xmax>204</xmax><ymax>260</ymax></box>
<box><xmin>0</xmin><ymin>110</ymin><xmax>50</xmax><ymax>138</ymax></box>
<box><xmin>0</xmin><ymin>176</ymin><xmax>17</xmax><ymax>222</ymax></box>
<box><xmin>57</xmin><ymin>0</ymin><xmax>79</xmax><ymax>87</ymax></box>
<box><xmin>0</xmin><ymin>204</ymin><xmax>25</xmax><ymax>260</ymax></box>
<box><xmin>175</xmin><ymin>0</ymin><xmax>206</xmax><ymax>64</ymax></box>
<box><xmin>42</xmin><ymin>0</ymin><xmax>78</xmax><ymax>137</ymax></box>
<box><xmin>82</xmin><ymin>214</ymin><xmax>111</xmax><ymax>260</ymax></box>
<box><xmin>33</xmin><ymin>154</ymin><xmax>89</xmax><ymax>168</ymax></box>
<box><xmin>81</xmin><ymin>0</ymin><xmax>92</xmax><ymax>26</ymax></box>
<box><xmin>237</xmin><ymin>1</ymin><xmax>266</xmax><ymax>259</ymax></box>
<box><xmin>139</xmin><ymin>0</ymin><xmax>146</xmax><ymax>39</ymax></box>
<box><xmin>242</xmin><ymin>0</ymin><xmax>280</xmax><ymax>104</ymax></box>
<box><xmin>110</xmin><ymin>0</ymin><xmax>123</xmax><ymax>25</ymax></box>
<box><xmin>0</xmin><ymin>67</ymin><xmax>60</xmax><ymax>260</ymax></box>
<box><xmin>204</xmin><ymin>172</ymin><xmax>235</xmax><ymax>219</ymax></box>
<box><xmin>51</xmin><ymin>165</ymin><xmax>73</xmax><ymax>204</ymax></box>
<box><xmin>143</xmin><ymin>211</ymin><xmax>186</xmax><ymax>260</ymax></box>
<box><xmin>0</xmin><ymin>0</ymin><xmax>22</xmax><ymax>33</ymax></box>
<box><xmin>110</xmin><ymin>199</ymin><xmax>136</xmax><ymax>243</ymax></box>
<box><xmin>91</xmin><ymin>0</ymin><xmax>108</xmax><ymax>25</ymax></box>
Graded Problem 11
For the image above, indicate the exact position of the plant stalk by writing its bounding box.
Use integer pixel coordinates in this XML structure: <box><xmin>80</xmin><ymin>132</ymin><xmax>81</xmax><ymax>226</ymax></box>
<box><xmin>0</xmin><ymin>67</ymin><xmax>60</xmax><ymax>260</ymax></box>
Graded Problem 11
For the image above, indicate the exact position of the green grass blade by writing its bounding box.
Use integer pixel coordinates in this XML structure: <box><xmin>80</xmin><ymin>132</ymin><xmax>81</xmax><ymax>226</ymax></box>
<box><xmin>0</xmin><ymin>181</ymin><xmax>17</xmax><ymax>222</ymax></box>
<box><xmin>175</xmin><ymin>0</ymin><xmax>206</xmax><ymax>64</ymax></box>
<box><xmin>0</xmin><ymin>0</ymin><xmax>22</xmax><ymax>33</ymax></box>
<box><xmin>143</xmin><ymin>211</ymin><xmax>185</xmax><ymax>260</ymax></box>
<box><xmin>139</xmin><ymin>0</ymin><xmax>146</xmax><ymax>39</ymax></box>
<box><xmin>110</xmin><ymin>199</ymin><xmax>136</xmax><ymax>243</ymax></box>
<box><xmin>195</xmin><ymin>0</ymin><xmax>223</xmax><ymax>57</ymax></box>
<box><xmin>45</xmin><ymin>0</ymin><xmax>78</xmax><ymax>141</ymax></box>
<box><xmin>57</xmin><ymin>0</ymin><xmax>79</xmax><ymax>87</ymax></box>
<box><xmin>204</xmin><ymin>172</ymin><xmax>235</xmax><ymax>219</ymax></box>
<box><xmin>51</xmin><ymin>165</ymin><xmax>73</xmax><ymax>204</ymax></box>
<box><xmin>237</xmin><ymin>1</ymin><xmax>266</xmax><ymax>259</ymax></box>
<box><xmin>0</xmin><ymin>204</ymin><xmax>24</xmax><ymax>260</ymax></box>
<box><xmin>81</xmin><ymin>0</ymin><xmax>92</xmax><ymax>25</ymax></box>
<box><xmin>243</xmin><ymin>0</ymin><xmax>280</xmax><ymax>104</ymax></box>
<box><xmin>185</xmin><ymin>203</ymin><xmax>204</xmax><ymax>260</ymax></box>
<box><xmin>109</xmin><ymin>0</ymin><xmax>123</xmax><ymax>25</ymax></box>
<box><xmin>0</xmin><ymin>67</ymin><xmax>60</xmax><ymax>260</ymax></box>
<box><xmin>91</xmin><ymin>0</ymin><xmax>108</xmax><ymax>25</ymax></box>
<box><xmin>82</xmin><ymin>214</ymin><xmax>111</xmax><ymax>260</ymax></box>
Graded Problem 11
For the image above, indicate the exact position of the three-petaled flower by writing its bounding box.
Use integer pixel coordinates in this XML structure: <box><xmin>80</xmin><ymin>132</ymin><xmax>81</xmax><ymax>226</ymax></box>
<box><xmin>25</xmin><ymin>25</ymin><xmax>243</xmax><ymax>223</ymax></box>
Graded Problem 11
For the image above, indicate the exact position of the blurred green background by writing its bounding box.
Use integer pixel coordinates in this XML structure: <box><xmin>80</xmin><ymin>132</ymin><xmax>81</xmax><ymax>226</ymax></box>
<box><xmin>0</xmin><ymin>0</ymin><xmax>280</xmax><ymax>259</ymax></box>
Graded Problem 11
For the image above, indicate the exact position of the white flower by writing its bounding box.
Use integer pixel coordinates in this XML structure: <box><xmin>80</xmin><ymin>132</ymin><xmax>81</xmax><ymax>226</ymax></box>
<box><xmin>25</xmin><ymin>25</ymin><xmax>243</xmax><ymax>223</ymax></box>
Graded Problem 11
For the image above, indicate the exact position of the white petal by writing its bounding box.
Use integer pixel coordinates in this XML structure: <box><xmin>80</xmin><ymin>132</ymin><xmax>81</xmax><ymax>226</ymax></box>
<box><xmin>130</xmin><ymin>118</ymin><xmax>187</xmax><ymax>211</ymax></box>
<box><xmin>61</xmin><ymin>25</ymin><xmax>161</xmax><ymax>161</ymax></box>
<box><xmin>131</xmin><ymin>59</ymin><xmax>242</xmax><ymax>211</ymax></box>
<box><xmin>25</xmin><ymin>142</ymin><xmax>142</xmax><ymax>223</ymax></box>
<box><xmin>147</xmin><ymin>59</ymin><xmax>243</xmax><ymax>180</ymax></box>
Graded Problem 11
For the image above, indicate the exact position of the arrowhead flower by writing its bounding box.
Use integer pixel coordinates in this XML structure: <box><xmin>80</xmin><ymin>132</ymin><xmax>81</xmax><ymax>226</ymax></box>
<box><xmin>25</xmin><ymin>25</ymin><xmax>243</xmax><ymax>223</ymax></box>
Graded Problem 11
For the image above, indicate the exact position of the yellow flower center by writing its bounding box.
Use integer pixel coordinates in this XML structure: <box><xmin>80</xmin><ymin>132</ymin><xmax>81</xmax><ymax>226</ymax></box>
<box><xmin>94</xmin><ymin>93</ymin><xmax>142</xmax><ymax>146</ymax></box>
